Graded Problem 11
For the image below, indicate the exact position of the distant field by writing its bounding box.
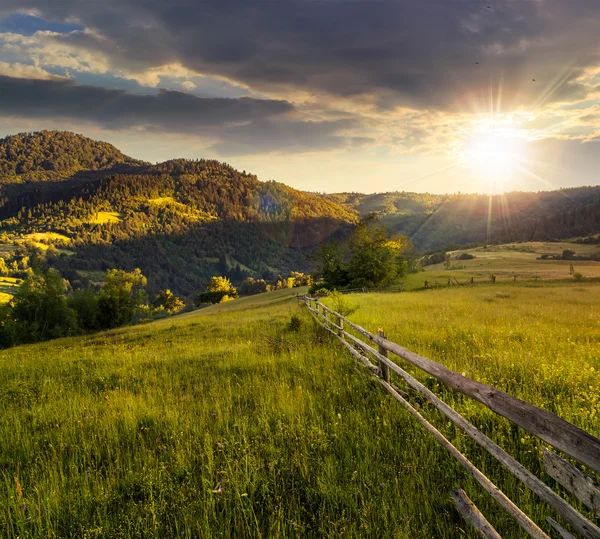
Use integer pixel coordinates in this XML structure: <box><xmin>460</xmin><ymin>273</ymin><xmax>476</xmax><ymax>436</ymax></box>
<box><xmin>1</xmin><ymin>278</ymin><xmax>599</xmax><ymax>537</ymax></box>
<box><xmin>88</xmin><ymin>211</ymin><xmax>125</xmax><ymax>224</ymax></box>
<box><xmin>0</xmin><ymin>276</ymin><xmax>19</xmax><ymax>301</ymax></box>
<box><xmin>24</xmin><ymin>232</ymin><xmax>72</xmax><ymax>244</ymax></box>
<box><xmin>405</xmin><ymin>240</ymin><xmax>600</xmax><ymax>289</ymax></box>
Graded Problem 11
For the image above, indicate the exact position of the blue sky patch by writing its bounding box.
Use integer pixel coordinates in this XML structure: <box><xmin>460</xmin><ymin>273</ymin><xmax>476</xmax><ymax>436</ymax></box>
<box><xmin>0</xmin><ymin>13</ymin><xmax>83</xmax><ymax>35</ymax></box>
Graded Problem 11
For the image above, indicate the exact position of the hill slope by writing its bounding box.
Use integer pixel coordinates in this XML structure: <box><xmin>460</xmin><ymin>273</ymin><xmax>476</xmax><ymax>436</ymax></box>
<box><xmin>0</xmin><ymin>130</ymin><xmax>144</xmax><ymax>181</ymax></box>
<box><xmin>0</xmin><ymin>132</ymin><xmax>357</xmax><ymax>297</ymax></box>
<box><xmin>1</xmin><ymin>283</ymin><xmax>598</xmax><ymax>536</ymax></box>
<box><xmin>331</xmin><ymin>188</ymin><xmax>600</xmax><ymax>250</ymax></box>
<box><xmin>1</xmin><ymin>130</ymin><xmax>600</xmax><ymax>297</ymax></box>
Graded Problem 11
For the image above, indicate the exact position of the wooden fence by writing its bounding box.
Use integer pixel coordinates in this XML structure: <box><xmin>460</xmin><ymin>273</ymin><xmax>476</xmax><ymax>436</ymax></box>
<box><xmin>299</xmin><ymin>295</ymin><xmax>600</xmax><ymax>539</ymax></box>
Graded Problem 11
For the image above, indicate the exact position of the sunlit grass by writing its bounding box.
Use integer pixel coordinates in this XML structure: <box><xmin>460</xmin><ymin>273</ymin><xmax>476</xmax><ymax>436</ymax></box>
<box><xmin>0</xmin><ymin>283</ymin><xmax>599</xmax><ymax>537</ymax></box>
<box><xmin>88</xmin><ymin>211</ymin><xmax>125</xmax><ymax>224</ymax></box>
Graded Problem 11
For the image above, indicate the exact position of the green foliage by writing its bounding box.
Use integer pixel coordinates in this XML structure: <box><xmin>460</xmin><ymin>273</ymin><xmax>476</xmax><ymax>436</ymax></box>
<box><xmin>457</xmin><ymin>252</ymin><xmax>475</xmax><ymax>260</ymax></box>
<box><xmin>153</xmin><ymin>289</ymin><xmax>185</xmax><ymax>314</ymax></box>
<box><xmin>0</xmin><ymin>269</ymin><xmax>78</xmax><ymax>346</ymax></box>
<box><xmin>97</xmin><ymin>268</ymin><xmax>148</xmax><ymax>329</ymax></box>
<box><xmin>67</xmin><ymin>288</ymin><xmax>100</xmax><ymax>332</ymax></box>
<box><xmin>328</xmin><ymin>290</ymin><xmax>358</xmax><ymax>317</ymax></box>
<box><xmin>0</xmin><ymin>130</ymin><xmax>142</xmax><ymax>179</ymax></box>
<box><xmin>239</xmin><ymin>277</ymin><xmax>269</xmax><ymax>296</ymax></box>
<box><xmin>573</xmin><ymin>271</ymin><xmax>584</xmax><ymax>281</ymax></box>
<box><xmin>198</xmin><ymin>276</ymin><xmax>239</xmax><ymax>304</ymax></box>
<box><xmin>286</xmin><ymin>314</ymin><xmax>302</xmax><ymax>332</ymax></box>
<box><xmin>314</xmin><ymin>216</ymin><xmax>409</xmax><ymax>290</ymax></box>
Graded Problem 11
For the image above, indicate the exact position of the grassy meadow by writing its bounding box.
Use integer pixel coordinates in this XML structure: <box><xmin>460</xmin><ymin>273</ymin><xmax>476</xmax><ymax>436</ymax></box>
<box><xmin>1</xmin><ymin>265</ymin><xmax>600</xmax><ymax>536</ymax></box>
<box><xmin>405</xmin><ymin>241</ymin><xmax>600</xmax><ymax>289</ymax></box>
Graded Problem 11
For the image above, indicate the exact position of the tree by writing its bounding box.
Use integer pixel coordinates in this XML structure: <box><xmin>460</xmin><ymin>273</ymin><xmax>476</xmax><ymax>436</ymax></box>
<box><xmin>154</xmin><ymin>289</ymin><xmax>185</xmax><ymax>314</ymax></box>
<box><xmin>239</xmin><ymin>277</ymin><xmax>268</xmax><ymax>296</ymax></box>
<box><xmin>2</xmin><ymin>269</ymin><xmax>78</xmax><ymax>345</ymax></box>
<box><xmin>68</xmin><ymin>288</ymin><xmax>100</xmax><ymax>332</ymax></box>
<box><xmin>313</xmin><ymin>241</ymin><xmax>349</xmax><ymax>289</ymax></box>
<box><xmin>346</xmin><ymin>217</ymin><xmax>405</xmax><ymax>288</ymax></box>
<box><xmin>197</xmin><ymin>276</ymin><xmax>238</xmax><ymax>304</ymax></box>
<box><xmin>97</xmin><ymin>268</ymin><xmax>148</xmax><ymax>328</ymax></box>
<box><xmin>313</xmin><ymin>216</ymin><xmax>410</xmax><ymax>290</ymax></box>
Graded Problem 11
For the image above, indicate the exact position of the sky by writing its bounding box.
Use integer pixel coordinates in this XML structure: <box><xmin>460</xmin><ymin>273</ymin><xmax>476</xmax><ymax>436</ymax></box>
<box><xmin>0</xmin><ymin>1</ymin><xmax>599</xmax><ymax>194</ymax></box>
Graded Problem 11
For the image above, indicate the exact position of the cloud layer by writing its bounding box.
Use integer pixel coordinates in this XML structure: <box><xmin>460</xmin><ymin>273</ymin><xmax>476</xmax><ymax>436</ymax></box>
<box><xmin>0</xmin><ymin>1</ymin><xmax>599</xmax><ymax>164</ymax></box>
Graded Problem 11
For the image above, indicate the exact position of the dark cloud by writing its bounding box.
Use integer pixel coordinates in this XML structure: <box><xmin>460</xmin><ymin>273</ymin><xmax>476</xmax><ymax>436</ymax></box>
<box><xmin>212</xmin><ymin>118</ymin><xmax>359</xmax><ymax>156</ymax></box>
<box><xmin>0</xmin><ymin>74</ymin><xmax>291</xmax><ymax>129</ymax></box>
<box><xmin>2</xmin><ymin>0</ymin><xmax>600</xmax><ymax>110</ymax></box>
<box><xmin>0</xmin><ymin>75</ymin><xmax>358</xmax><ymax>154</ymax></box>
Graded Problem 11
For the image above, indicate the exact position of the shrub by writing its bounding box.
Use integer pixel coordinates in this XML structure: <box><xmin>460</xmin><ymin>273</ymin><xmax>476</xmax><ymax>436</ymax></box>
<box><xmin>573</xmin><ymin>272</ymin><xmax>584</xmax><ymax>281</ymax></box>
<box><xmin>287</xmin><ymin>314</ymin><xmax>302</xmax><ymax>332</ymax></box>
<box><xmin>457</xmin><ymin>252</ymin><xmax>475</xmax><ymax>260</ymax></box>
<box><xmin>329</xmin><ymin>291</ymin><xmax>358</xmax><ymax>317</ymax></box>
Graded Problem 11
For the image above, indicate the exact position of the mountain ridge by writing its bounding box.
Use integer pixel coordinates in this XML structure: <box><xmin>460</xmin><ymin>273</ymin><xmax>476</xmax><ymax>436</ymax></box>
<box><xmin>1</xmin><ymin>130</ymin><xmax>599</xmax><ymax>298</ymax></box>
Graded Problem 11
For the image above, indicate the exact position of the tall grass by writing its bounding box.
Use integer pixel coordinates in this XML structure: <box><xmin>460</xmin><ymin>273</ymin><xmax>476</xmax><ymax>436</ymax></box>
<box><xmin>0</xmin><ymin>284</ymin><xmax>598</xmax><ymax>537</ymax></box>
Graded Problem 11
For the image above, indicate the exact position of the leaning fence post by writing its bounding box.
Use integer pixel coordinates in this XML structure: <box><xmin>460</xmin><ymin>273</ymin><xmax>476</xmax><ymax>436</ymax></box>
<box><xmin>338</xmin><ymin>315</ymin><xmax>344</xmax><ymax>340</ymax></box>
<box><xmin>378</xmin><ymin>327</ymin><xmax>390</xmax><ymax>382</ymax></box>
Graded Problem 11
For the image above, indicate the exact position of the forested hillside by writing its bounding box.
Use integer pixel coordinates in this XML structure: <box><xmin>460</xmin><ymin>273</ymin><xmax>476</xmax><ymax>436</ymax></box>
<box><xmin>331</xmin><ymin>188</ymin><xmax>600</xmax><ymax>250</ymax></box>
<box><xmin>1</xmin><ymin>131</ymin><xmax>600</xmax><ymax>298</ymax></box>
<box><xmin>0</xmin><ymin>132</ymin><xmax>356</xmax><ymax>297</ymax></box>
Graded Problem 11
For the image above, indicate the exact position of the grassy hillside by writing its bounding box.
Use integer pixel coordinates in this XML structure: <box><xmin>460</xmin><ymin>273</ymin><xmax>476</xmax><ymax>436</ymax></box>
<box><xmin>1</xmin><ymin>280</ymin><xmax>599</xmax><ymax>537</ymax></box>
<box><xmin>406</xmin><ymin>241</ymin><xmax>600</xmax><ymax>289</ymax></box>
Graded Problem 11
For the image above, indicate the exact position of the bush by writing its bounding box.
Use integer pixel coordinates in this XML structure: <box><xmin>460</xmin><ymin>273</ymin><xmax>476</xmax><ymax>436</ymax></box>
<box><xmin>329</xmin><ymin>291</ymin><xmax>358</xmax><ymax>317</ymax></box>
<box><xmin>457</xmin><ymin>252</ymin><xmax>475</xmax><ymax>260</ymax></box>
<box><xmin>573</xmin><ymin>272</ymin><xmax>584</xmax><ymax>281</ymax></box>
<box><xmin>287</xmin><ymin>314</ymin><xmax>302</xmax><ymax>332</ymax></box>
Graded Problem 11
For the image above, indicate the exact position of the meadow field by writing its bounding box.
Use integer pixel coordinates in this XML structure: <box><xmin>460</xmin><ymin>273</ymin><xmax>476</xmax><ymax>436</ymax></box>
<box><xmin>1</xmin><ymin>274</ymin><xmax>600</xmax><ymax>537</ymax></box>
<box><xmin>405</xmin><ymin>241</ymin><xmax>600</xmax><ymax>289</ymax></box>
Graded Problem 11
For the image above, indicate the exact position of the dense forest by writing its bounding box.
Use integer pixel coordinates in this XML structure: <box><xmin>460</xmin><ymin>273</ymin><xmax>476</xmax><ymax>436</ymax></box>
<box><xmin>0</xmin><ymin>131</ymin><xmax>356</xmax><ymax>297</ymax></box>
<box><xmin>1</xmin><ymin>131</ymin><xmax>600</xmax><ymax>298</ymax></box>
<box><xmin>330</xmin><ymin>187</ymin><xmax>600</xmax><ymax>250</ymax></box>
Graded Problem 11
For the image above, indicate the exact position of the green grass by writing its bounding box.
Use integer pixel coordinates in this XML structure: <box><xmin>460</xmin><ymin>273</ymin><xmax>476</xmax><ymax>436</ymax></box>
<box><xmin>0</xmin><ymin>282</ymin><xmax>599</xmax><ymax>537</ymax></box>
<box><xmin>88</xmin><ymin>211</ymin><xmax>125</xmax><ymax>224</ymax></box>
<box><xmin>405</xmin><ymin>241</ymin><xmax>600</xmax><ymax>289</ymax></box>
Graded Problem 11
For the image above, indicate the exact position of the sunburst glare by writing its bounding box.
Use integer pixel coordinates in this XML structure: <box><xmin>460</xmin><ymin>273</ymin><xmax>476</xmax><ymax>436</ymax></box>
<box><xmin>460</xmin><ymin>121</ymin><xmax>528</xmax><ymax>193</ymax></box>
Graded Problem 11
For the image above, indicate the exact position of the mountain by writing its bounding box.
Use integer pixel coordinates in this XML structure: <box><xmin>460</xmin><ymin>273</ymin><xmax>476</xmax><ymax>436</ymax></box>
<box><xmin>329</xmin><ymin>188</ymin><xmax>600</xmax><ymax>250</ymax></box>
<box><xmin>0</xmin><ymin>132</ymin><xmax>357</xmax><ymax>297</ymax></box>
<box><xmin>0</xmin><ymin>130</ymin><xmax>144</xmax><ymax>181</ymax></box>
<box><xmin>1</xmin><ymin>130</ymin><xmax>600</xmax><ymax>298</ymax></box>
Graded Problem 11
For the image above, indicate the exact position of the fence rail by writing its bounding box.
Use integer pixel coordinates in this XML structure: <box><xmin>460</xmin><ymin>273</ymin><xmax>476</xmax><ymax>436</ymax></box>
<box><xmin>299</xmin><ymin>294</ymin><xmax>600</xmax><ymax>539</ymax></box>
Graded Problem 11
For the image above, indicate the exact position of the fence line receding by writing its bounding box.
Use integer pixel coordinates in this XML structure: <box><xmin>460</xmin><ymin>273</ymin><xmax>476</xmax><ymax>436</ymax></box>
<box><xmin>299</xmin><ymin>294</ymin><xmax>600</xmax><ymax>539</ymax></box>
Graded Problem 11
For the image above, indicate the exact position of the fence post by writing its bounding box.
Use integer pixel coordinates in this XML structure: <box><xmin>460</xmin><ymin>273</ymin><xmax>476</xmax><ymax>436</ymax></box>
<box><xmin>338</xmin><ymin>315</ymin><xmax>344</xmax><ymax>340</ymax></box>
<box><xmin>378</xmin><ymin>327</ymin><xmax>390</xmax><ymax>382</ymax></box>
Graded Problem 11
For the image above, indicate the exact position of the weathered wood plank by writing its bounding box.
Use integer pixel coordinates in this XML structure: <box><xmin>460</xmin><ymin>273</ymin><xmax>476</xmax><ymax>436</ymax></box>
<box><xmin>304</xmin><ymin>299</ymin><xmax>600</xmax><ymax>539</ymax></box>
<box><xmin>546</xmin><ymin>517</ymin><xmax>577</xmax><ymax>539</ymax></box>
<box><xmin>339</xmin><ymin>328</ymin><xmax>600</xmax><ymax>539</ymax></box>
<box><xmin>450</xmin><ymin>488</ymin><xmax>502</xmax><ymax>539</ymax></box>
<box><xmin>307</xmin><ymin>311</ymin><xmax>548</xmax><ymax>539</ymax></box>
<box><xmin>378</xmin><ymin>327</ymin><xmax>390</xmax><ymax>383</ymax></box>
<box><xmin>543</xmin><ymin>448</ymin><xmax>600</xmax><ymax>516</ymax></box>
<box><xmin>313</xmin><ymin>299</ymin><xmax>600</xmax><ymax>474</ymax></box>
<box><xmin>378</xmin><ymin>376</ymin><xmax>548</xmax><ymax>538</ymax></box>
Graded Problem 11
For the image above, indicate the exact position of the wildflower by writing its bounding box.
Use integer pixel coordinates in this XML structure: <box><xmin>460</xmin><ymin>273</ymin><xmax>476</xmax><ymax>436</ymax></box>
<box><xmin>20</xmin><ymin>505</ymin><xmax>25</xmax><ymax>510</ymax></box>
<box><xmin>210</xmin><ymin>413</ymin><xmax>217</xmax><ymax>419</ymax></box>
<box><xmin>86</xmin><ymin>470</ymin><xmax>90</xmax><ymax>475</ymax></box>
<box><xmin>25</xmin><ymin>517</ymin><xmax>31</xmax><ymax>522</ymax></box>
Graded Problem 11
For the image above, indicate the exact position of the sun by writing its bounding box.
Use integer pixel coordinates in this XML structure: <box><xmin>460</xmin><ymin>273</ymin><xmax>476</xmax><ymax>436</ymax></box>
<box><xmin>461</xmin><ymin>122</ymin><xmax>525</xmax><ymax>188</ymax></box>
